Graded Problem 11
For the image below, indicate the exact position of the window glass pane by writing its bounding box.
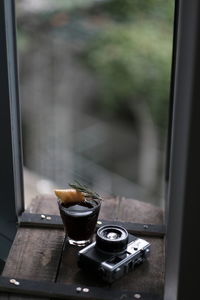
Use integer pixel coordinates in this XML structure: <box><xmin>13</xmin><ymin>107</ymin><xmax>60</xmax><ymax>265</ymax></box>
<box><xmin>16</xmin><ymin>0</ymin><xmax>174</xmax><ymax>209</ymax></box>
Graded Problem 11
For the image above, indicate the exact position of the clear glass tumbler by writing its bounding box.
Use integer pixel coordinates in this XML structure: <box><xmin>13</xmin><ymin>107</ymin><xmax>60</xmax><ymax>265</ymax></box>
<box><xmin>58</xmin><ymin>198</ymin><xmax>101</xmax><ymax>246</ymax></box>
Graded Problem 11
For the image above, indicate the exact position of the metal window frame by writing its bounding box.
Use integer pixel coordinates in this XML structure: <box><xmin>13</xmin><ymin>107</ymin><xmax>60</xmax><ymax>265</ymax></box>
<box><xmin>0</xmin><ymin>0</ymin><xmax>199</xmax><ymax>299</ymax></box>
<box><xmin>164</xmin><ymin>0</ymin><xmax>200</xmax><ymax>299</ymax></box>
<box><xmin>0</xmin><ymin>0</ymin><xmax>24</xmax><ymax>265</ymax></box>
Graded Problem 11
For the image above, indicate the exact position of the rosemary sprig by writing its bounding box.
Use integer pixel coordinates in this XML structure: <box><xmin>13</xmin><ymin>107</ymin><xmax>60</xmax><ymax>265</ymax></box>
<box><xmin>69</xmin><ymin>181</ymin><xmax>102</xmax><ymax>201</ymax></box>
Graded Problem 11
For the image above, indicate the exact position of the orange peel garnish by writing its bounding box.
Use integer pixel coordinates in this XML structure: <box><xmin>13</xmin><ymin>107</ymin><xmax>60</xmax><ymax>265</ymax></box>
<box><xmin>54</xmin><ymin>188</ymin><xmax>84</xmax><ymax>204</ymax></box>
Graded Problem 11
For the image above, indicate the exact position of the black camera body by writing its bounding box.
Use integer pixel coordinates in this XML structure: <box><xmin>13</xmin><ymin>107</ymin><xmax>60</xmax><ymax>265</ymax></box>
<box><xmin>78</xmin><ymin>225</ymin><xmax>150</xmax><ymax>283</ymax></box>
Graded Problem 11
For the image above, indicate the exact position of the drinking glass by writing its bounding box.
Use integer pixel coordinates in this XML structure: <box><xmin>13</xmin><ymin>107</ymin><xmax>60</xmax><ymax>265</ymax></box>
<box><xmin>58</xmin><ymin>199</ymin><xmax>101</xmax><ymax>246</ymax></box>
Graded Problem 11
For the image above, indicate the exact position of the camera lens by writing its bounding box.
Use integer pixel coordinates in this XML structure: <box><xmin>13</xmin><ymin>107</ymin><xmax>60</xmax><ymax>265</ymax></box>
<box><xmin>96</xmin><ymin>225</ymin><xmax>128</xmax><ymax>254</ymax></box>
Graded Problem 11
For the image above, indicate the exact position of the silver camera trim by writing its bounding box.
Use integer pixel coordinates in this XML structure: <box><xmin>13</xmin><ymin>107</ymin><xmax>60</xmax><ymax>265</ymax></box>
<box><xmin>102</xmin><ymin>238</ymin><xmax>150</xmax><ymax>270</ymax></box>
<box><xmin>79</xmin><ymin>241</ymin><xmax>96</xmax><ymax>254</ymax></box>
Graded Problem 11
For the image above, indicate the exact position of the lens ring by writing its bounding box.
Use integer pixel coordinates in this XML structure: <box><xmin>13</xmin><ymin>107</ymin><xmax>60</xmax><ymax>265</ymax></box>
<box><xmin>98</xmin><ymin>226</ymin><xmax>127</xmax><ymax>241</ymax></box>
<box><xmin>96</xmin><ymin>225</ymin><xmax>128</xmax><ymax>254</ymax></box>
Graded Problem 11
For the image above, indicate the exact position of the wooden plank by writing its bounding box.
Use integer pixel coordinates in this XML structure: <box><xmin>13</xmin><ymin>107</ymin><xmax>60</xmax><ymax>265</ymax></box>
<box><xmin>20</xmin><ymin>213</ymin><xmax>63</xmax><ymax>228</ymax></box>
<box><xmin>96</xmin><ymin>220</ymin><xmax>165</xmax><ymax>237</ymax></box>
<box><xmin>0</xmin><ymin>292</ymin><xmax>44</xmax><ymax>300</ymax></box>
<box><xmin>1</xmin><ymin>195</ymin><xmax>164</xmax><ymax>299</ymax></box>
<box><xmin>0</xmin><ymin>276</ymin><xmax>162</xmax><ymax>300</ymax></box>
<box><xmin>98</xmin><ymin>197</ymin><xmax>121</xmax><ymax>221</ymax></box>
<box><xmin>1</xmin><ymin>195</ymin><xmax>64</xmax><ymax>300</ymax></box>
<box><xmin>2</xmin><ymin>227</ymin><xmax>64</xmax><ymax>281</ymax></box>
<box><xmin>24</xmin><ymin>195</ymin><xmax>164</xmax><ymax>225</ymax></box>
<box><xmin>117</xmin><ymin>197</ymin><xmax>163</xmax><ymax>224</ymax></box>
<box><xmin>27</xmin><ymin>194</ymin><xmax>60</xmax><ymax>215</ymax></box>
<box><xmin>20</xmin><ymin>213</ymin><xmax>165</xmax><ymax>237</ymax></box>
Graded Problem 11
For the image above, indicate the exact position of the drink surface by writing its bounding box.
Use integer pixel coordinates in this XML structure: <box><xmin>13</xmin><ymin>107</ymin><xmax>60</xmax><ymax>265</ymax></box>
<box><xmin>61</xmin><ymin>199</ymin><xmax>98</xmax><ymax>215</ymax></box>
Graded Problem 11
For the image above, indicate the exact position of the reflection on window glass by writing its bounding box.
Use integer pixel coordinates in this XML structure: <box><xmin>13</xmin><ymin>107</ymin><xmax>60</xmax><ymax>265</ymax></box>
<box><xmin>16</xmin><ymin>0</ymin><xmax>174</xmax><ymax>208</ymax></box>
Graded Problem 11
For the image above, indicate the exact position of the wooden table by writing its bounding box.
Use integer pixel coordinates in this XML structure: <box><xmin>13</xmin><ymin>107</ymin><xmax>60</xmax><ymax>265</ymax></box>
<box><xmin>0</xmin><ymin>195</ymin><xmax>164</xmax><ymax>299</ymax></box>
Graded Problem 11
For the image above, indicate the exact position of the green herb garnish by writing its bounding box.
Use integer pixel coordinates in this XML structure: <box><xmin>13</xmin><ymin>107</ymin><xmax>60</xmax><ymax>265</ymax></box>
<box><xmin>69</xmin><ymin>181</ymin><xmax>102</xmax><ymax>201</ymax></box>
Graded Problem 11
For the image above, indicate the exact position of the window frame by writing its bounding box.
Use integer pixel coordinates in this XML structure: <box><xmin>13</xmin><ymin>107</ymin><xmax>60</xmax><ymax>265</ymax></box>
<box><xmin>164</xmin><ymin>0</ymin><xmax>200</xmax><ymax>299</ymax></box>
<box><xmin>0</xmin><ymin>0</ymin><xmax>24</xmax><ymax>264</ymax></box>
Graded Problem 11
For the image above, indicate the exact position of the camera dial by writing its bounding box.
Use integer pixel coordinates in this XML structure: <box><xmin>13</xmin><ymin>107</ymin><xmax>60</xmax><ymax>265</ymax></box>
<box><xmin>96</xmin><ymin>225</ymin><xmax>128</xmax><ymax>254</ymax></box>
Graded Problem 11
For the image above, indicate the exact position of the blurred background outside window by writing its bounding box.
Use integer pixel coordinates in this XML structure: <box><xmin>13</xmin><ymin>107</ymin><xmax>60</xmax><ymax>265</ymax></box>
<box><xmin>16</xmin><ymin>0</ymin><xmax>174</xmax><ymax>209</ymax></box>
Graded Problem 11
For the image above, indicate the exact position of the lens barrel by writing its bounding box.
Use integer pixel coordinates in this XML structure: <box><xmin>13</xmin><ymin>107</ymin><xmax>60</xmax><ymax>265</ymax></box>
<box><xmin>96</xmin><ymin>225</ymin><xmax>128</xmax><ymax>254</ymax></box>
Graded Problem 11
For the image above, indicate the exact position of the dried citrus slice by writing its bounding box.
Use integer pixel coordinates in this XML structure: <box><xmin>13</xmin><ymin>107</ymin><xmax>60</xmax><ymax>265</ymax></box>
<box><xmin>54</xmin><ymin>188</ymin><xmax>84</xmax><ymax>204</ymax></box>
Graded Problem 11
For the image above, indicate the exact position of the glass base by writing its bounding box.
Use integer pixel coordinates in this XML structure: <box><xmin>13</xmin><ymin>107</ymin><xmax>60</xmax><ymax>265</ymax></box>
<box><xmin>67</xmin><ymin>238</ymin><xmax>92</xmax><ymax>247</ymax></box>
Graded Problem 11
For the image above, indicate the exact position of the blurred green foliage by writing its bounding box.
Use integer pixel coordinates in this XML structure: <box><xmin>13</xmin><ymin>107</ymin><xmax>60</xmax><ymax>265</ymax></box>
<box><xmin>81</xmin><ymin>0</ymin><xmax>174</xmax><ymax>133</ymax></box>
<box><xmin>99</xmin><ymin>0</ymin><xmax>173</xmax><ymax>23</ymax></box>
<box><xmin>17</xmin><ymin>0</ymin><xmax>174</xmax><ymax>134</ymax></box>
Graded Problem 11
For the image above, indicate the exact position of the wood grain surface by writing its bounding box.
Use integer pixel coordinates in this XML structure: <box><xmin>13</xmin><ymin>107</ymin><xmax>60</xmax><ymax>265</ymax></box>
<box><xmin>1</xmin><ymin>194</ymin><xmax>164</xmax><ymax>299</ymax></box>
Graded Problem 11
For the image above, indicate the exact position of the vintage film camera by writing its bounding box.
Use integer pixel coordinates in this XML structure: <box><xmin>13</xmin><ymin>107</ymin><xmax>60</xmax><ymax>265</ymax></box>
<box><xmin>78</xmin><ymin>225</ymin><xmax>151</xmax><ymax>283</ymax></box>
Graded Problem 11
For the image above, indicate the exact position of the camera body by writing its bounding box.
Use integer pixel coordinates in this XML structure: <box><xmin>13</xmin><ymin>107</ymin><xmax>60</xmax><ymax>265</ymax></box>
<box><xmin>78</xmin><ymin>225</ymin><xmax>150</xmax><ymax>283</ymax></box>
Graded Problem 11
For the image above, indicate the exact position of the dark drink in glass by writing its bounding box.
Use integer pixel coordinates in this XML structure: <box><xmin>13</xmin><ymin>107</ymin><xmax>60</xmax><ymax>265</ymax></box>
<box><xmin>58</xmin><ymin>198</ymin><xmax>101</xmax><ymax>246</ymax></box>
